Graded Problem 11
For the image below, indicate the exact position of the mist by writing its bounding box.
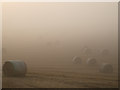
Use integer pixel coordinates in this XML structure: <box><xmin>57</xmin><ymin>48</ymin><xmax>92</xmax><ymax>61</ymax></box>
<box><xmin>2</xmin><ymin>2</ymin><xmax>118</xmax><ymax>88</ymax></box>
<box><xmin>2</xmin><ymin>2</ymin><xmax>118</xmax><ymax>63</ymax></box>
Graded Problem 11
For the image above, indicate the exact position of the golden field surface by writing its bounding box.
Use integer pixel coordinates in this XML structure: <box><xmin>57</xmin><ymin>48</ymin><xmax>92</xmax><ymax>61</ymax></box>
<box><xmin>2</xmin><ymin>56</ymin><xmax>118</xmax><ymax>88</ymax></box>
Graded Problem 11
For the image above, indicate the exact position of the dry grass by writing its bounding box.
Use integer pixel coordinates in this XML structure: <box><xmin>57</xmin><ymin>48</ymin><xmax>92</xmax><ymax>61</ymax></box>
<box><xmin>2</xmin><ymin>63</ymin><xmax>118</xmax><ymax>88</ymax></box>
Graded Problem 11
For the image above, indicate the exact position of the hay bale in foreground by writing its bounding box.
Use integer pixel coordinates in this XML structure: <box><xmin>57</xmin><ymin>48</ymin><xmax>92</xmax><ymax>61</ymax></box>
<box><xmin>3</xmin><ymin>60</ymin><xmax>27</xmax><ymax>77</ymax></box>
<box><xmin>72</xmin><ymin>56</ymin><xmax>82</xmax><ymax>64</ymax></box>
<box><xmin>99</xmin><ymin>63</ymin><xmax>113</xmax><ymax>73</ymax></box>
<box><xmin>87</xmin><ymin>58</ymin><xmax>97</xmax><ymax>66</ymax></box>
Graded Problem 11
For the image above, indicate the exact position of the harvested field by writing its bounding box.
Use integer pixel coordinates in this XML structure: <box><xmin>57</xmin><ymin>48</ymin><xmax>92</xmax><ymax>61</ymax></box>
<box><xmin>2</xmin><ymin>62</ymin><xmax>118</xmax><ymax>88</ymax></box>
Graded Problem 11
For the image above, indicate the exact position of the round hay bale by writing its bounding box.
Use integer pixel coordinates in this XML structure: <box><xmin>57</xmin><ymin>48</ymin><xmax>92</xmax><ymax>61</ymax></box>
<box><xmin>72</xmin><ymin>56</ymin><xmax>82</xmax><ymax>64</ymax></box>
<box><xmin>87</xmin><ymin>58</ymin><xmax>97</xmax><ymax>65</ymax></box>
<box><xmin>3</xmin><ymin>60</ymin><xmax>27</xmax><ymax>77</ymax></box>
<box><xmin>83</xmin><ymin>48</ymin><xmax>92</xmax><ymax>56</ymax></box>
<box><xmin>99</xmin><ymin>63</ymin><xmax>113</xmax><ymax>73</ymax></box>
<box><xmin>101</xmin><ymin>49</ymin><xmax>110</xmax><ymax>57</ymax></box>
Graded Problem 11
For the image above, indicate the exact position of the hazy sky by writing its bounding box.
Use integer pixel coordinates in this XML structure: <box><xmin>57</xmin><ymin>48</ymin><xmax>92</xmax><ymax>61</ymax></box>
<box><xmin>2</xmin><ymin>2</ymin><xmax>118</xmax><ymax>62</ymax></box>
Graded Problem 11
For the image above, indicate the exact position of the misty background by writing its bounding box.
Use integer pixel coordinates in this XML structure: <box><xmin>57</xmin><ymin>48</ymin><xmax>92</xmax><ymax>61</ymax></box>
<box><xmin>2</xmin><ymin>2</ymin><xmax>118</xmax><ymax>66</ymax></box>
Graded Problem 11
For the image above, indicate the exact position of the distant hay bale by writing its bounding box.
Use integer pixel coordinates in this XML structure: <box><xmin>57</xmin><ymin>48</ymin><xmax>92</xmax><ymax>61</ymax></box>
<box><xmin>99</xmin><ymin>63</ymin><xmax>113</xmax><ymax>73</ymax></box>
<box><xmin>72</xmin><ymin>56</ymin><xmax>82</xmax><ymax>64</ymax></box>
<box><xmin>3</xmin><ymin>60</ymin><xmax>27</xmax><ymax>77</ymax></box>
<box><xmin>83</xmin><ymin>48</ymin><xmax>92</xmax><ymax>56</ymax></box>
<box><xmin>101</xmin><ymin>49</ymin><xmax>110</xmax><ymax>57</ymax></box>
<box><xmin>87</xmin><ymin>58</ymin><xmax>97</xmax><ymax>65</ymax></box>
